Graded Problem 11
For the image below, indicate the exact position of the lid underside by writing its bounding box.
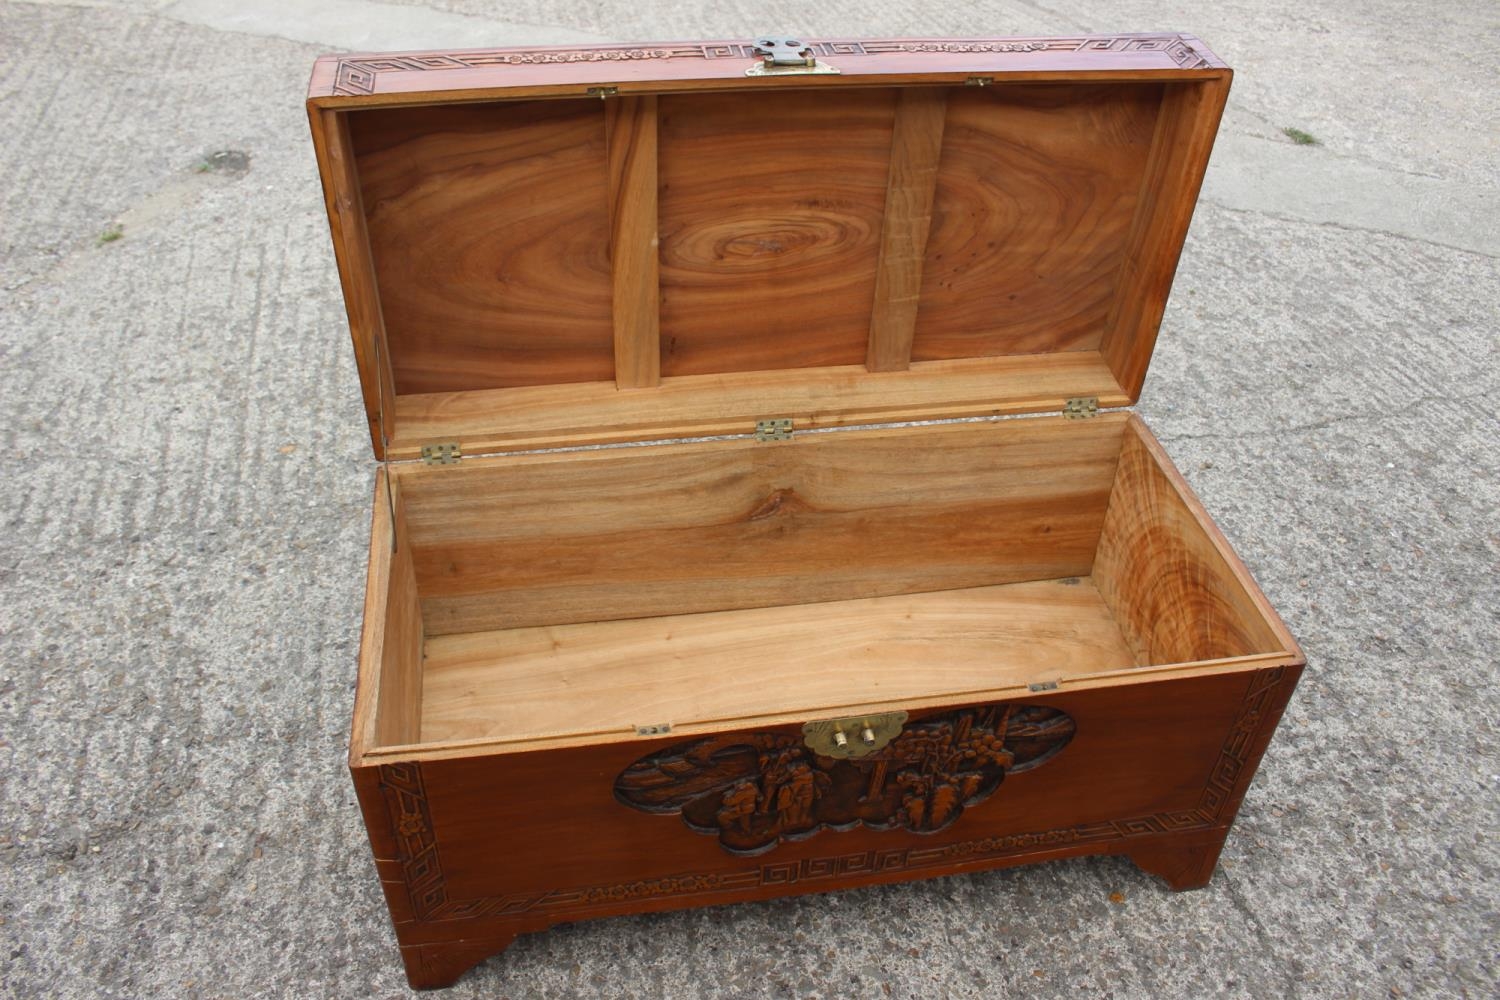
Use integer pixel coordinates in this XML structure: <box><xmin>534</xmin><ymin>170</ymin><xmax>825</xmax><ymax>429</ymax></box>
<box><xmin>307</xmin><ymin>35</ymin><xmax>1231</xmax><ymax>459</ymax></box>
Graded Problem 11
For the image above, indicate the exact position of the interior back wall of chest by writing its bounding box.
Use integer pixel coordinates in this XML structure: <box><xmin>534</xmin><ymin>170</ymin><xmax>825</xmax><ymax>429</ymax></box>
<box><xmin>343</xmin><ymin>80</ymin><xmax>1173</xmax><ymax>397</ymax></box>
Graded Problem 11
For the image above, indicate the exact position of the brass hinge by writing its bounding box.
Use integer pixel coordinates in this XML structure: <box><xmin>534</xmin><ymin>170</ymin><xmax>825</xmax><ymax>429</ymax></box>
<box><xmin>635</xmin><ymin>722</ymin><xmax>673</xmax><ymax>736</ymax></box>
<box><xmin>1063</xmin><ymin>397</ymin><xmax>1099</xmax><ymax>419</ymax></box>
<box><xmin>586</xmin><ymin>86</ymin><xmax>619</xmax><ymax>98</ymax></box>
<box><xmin>420</xmin><ymin>441</ymin><xmax>461</xmax><ymax>466</ymax></box>
<box><xmin>754</xmin><ymin>417</ymin><xmax>794</xmax><ymax>442</ymax></box>
<box><xmin>966</xmin><ymin>76</ymin><xmax>994</xmax><ymax>87</ymax></box>
<box><xmin>1028</xmin><ymin>680</ymin><xmax>1060</xmax><ymax>692</ymax></box>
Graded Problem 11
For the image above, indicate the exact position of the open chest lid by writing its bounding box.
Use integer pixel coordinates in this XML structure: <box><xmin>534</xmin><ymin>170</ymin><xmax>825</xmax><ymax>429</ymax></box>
<box><xmin>307</xmin><ymin>34</ymin><xmax>1230</xmax><ymax>461</ymax></box>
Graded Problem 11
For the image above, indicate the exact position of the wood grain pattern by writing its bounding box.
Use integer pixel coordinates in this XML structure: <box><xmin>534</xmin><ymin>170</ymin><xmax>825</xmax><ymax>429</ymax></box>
<box><xmin>399</xmin><ymin>937</ymin><xmax>517</xmax><ymax>992</ymax></box>
<box><xmin>357</xmin><ymin>665</ymin><xmax>1301</xmax><ymax>990</ymax></box>
<box><xmin>420</xmin><ymin>580</ymin><xmax>1135</xmax><ymax>744</ymax></box>
<box><xmin>657</xmin><ymin>90</ymin><xmax>896</xmax><ymax>376</ymax></box>
<box><xmin>614</xmin><ymin>703</ymin><xmax>1075</xmax><ymax>854</ymax></box>
<box><xmin>1093</xmin><ymin>417</ymin><xmax>1292</xmax><ymax>665</ymax></box>
<box><xmin>386</xmin><ymin>352</ymin><xmax>1130</xmax><ymax>458</ymax></box>
<box><xmin>313</xmin><ymin>60</ymin><xmax>1230</xmax><ymax>455</ymax></box>
<box><xmin>351</xmin><ymin>471</ymin><xmax>424</xmax><ymax>756</ymax></box>
<box><xmin>867</xmin><ymin>88</ymin><xmax>948</xmax><ymax>372</ymax></box>
<box><xmin>379</xmin><ymin>477</ymin><xmax>424</xmax><ymax>747</ymax></box>
<box><xmin>605</xmin><ymin>95</ymin><xmax>661</xmax><ymax>389</ymax></box>
<box><xmin>314</xmin><ymin>37</ymin><xmax>1308</xmax><ymax>991</ymax></box>
<box><xmin>307</xmin><ymin>35</ymin><xmax>1228</xmax><ymax>104</ymax></box>
<box><xmin>349</xmin><ymin>100</ymin><xmax>614</xmax><ymax>394</ymax></box>
<box><xmin>405</xmin><ymin>670</ymin><xmax>1288</xmax><ymax>901</ymax></box>
<box><xmin>395</xmin><ymin>417</ymin><xmax>1126</xmax><ymax>633</ymax></box>
<box><xmin>911</xmin><ymin>83</ymin><xmax>1162</xmax><ymax>361</ymax></box>
<box><xmin>307</xmin><ymin>108</ymin><xmax>395</xmax><ymax>457</ymax></box>
<box><xmin>1128</xmin><ymin>837</ymin><xmax>1224</xmax><ymax>890</ymax></box>
<box><xmin>1100</xmin><ymin>79</ymin><xmax>1231</xmax><ymax>396</ymax></box>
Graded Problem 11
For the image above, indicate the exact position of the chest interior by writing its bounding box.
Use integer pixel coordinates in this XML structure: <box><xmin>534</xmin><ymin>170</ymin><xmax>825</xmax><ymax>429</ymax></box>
<box><xmin>361</xmin><ymin>413</ymin><xmax>1294</xmax><ymax>758</ymax></box>
<box><xmin>311</xmin><ymin>71</ymin><xmax>1299</xmax><ymax>761</ymax></box>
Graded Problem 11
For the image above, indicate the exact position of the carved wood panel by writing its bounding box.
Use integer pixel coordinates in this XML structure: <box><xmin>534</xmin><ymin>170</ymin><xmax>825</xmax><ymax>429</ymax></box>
<box><xmin>613</xmin><ymin>704</ymin><xmax>1075</xmax><ymax>855</ymax></box>
<box><xmin>378</xmin><ymin>667</ymin><xmax>1294</xmax><ymax>923</ymax></box>
<box><xmin>329</xmin><ymin>36</ymin><xmax>1214</xmax><ymax>97</ymax></box>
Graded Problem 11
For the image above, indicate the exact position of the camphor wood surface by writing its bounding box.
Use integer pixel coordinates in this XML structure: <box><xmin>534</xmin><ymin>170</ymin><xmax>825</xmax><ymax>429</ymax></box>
<box><xmin>912</xmin><ymin>83</ymin><xmax>1161</xmax><ymax>361</ymax></box>
<box><xmin>1100</xmin><ymin>80</ymin><xmax>1231</xmax><ymax>397</ymax></box>
<box><xmin>309</xmin><ymin>35</ymin><xmax>1229</xmax><ymax>106</ymax></box>
<box><xmin>349</xmin><ymin>101</ymin><xmax>615</xmax><ymax>395</ymax></box>
<box><xmin>353</xmin><ymin>665</ymin><xmax>1303</xmax><ymax>990</ymax></box>
<box><xmin>386</xmin><ymin>352</ymin><xmax>1130</xmax><ymax>459</ymax></box>
<box><xmin>399</xmin><ymin>417</ymin><xmax>1125</xmax><ymax>634</ymax></box>
<box><xmin>867</xmin><ymin>88</ymin><xmax>948</xmax><ymax>372</ymax></box>
<box><xmin>315</xmin><ymin>36</ymin><xmax>1306</xmax><ymax>991</ymax></box>
<box><xmin>420</xmin><ymin>578</ymin><xmax>1134</xmax><ymax>745</ymax></box>
<box><xmin>357</xmin><ymin>413</ymin><xmax>1300</xmax><ymax>758</ymax></box>
<box><xmin>309</xmin><ymin>38</ymin><xmax>1232</xmax><ymax>456</ymax></box>
<box><xmin>605</xmin><ymin>95</ymin><xmax>661</xmax><ymax>389</ymax></box>
<box><xmin>1095</xmin><ymin>416</ymin><xmax>1292</xmax><ymax>663</ymax></box>
<box><xmin>352</xmin><ymin>472</ymin><xmax>423</xmax><ymax>750</ymax></box>
<box><xmin>658</xmin><ymin>89</ymin><xmax>895</xmax><ymax>375</ymax></box>
<box><xmin>307</xmin><ymin>109</ymin><xmax>395</xmax><ymax>456</ymax></box>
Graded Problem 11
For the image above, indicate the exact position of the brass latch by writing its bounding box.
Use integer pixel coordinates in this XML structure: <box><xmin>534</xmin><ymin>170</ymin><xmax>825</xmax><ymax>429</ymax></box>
<box><xmin>802</xmin><ymin>711</ymin><xmax>908</xmax><ymax>759</ymax></box>
<box><xmin>1063</xmin><ymin>396</ymin><xmax>1099</xmax><ymax>419</ymax></box>
<box><xmin>745</xmin><ymin>37</ymin><xmax>841</xmax><ymax>77</ymax></box>
<box><xmin>420</xmin><ymin>441</ymin><xmax>461</xmax><ymax>465</ymax></box>
<box><xmin>754</xmin><ymin>417</ymin><xmax>793</xmax><ymax>442</ymax></box>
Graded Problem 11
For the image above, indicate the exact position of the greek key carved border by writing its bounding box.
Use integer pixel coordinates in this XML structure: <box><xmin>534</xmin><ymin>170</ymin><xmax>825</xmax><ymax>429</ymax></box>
<box><xmin>379</xmin><ymin>666</ymin><xmax>1287</xmax><ymax>923</ymax></box>
<box><xmin>332</xmin><ymin>35</ymin><xmax>1210</xmax><ymax>96</ymax></box>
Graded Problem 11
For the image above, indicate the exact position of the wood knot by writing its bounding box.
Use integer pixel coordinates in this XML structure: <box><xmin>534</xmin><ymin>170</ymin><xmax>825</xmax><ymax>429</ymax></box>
<box><xmin>748</xmin><ymin>488</ymin><xmax>812</xmax><ymax>521</ymax></box>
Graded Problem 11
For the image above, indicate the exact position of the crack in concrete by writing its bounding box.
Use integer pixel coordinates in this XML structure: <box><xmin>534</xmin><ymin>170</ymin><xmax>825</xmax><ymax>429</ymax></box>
<box><xmin>12</xmin><ymin>0</ymin><xmax>616</xmax><ymax>50</ymax></box>
<box><xmin>1158</xmin><ymin>389</ymin><xmax>1497</xmax><ymax>446</ymax></box>
<box><xmin>1220</xmin><ymin>115</ymin><xmax>1450</xmax><ymax>183</ymax></box>
<box><xmin>172</xmin><ymin>0</ymin><xmax>613</xmax><ymax>51</ymax></box>
<box><xmin>1220</xmin><ymin>865</ymin><xmax>1303</xmax><ymax>997</ymax></box>
<box><xmin>1203</xmin><ymin>201</ymin><xmax>1500</xmax><ymax>261</ymax></box>
<box><xmin>1202</xmin><ymin>131</ymin><xmax>1500</xmax><ymax>258</ymax></box>
<box><xmin>1006</xmin><ymin>0</ymin><xmax>1092</xmax><ymax>33</ymax></box>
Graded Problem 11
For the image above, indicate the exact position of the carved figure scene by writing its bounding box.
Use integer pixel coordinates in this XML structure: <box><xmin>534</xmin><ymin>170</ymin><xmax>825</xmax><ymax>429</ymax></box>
<box><xmin>615</xmin><ymin>705</ymin><xmax>1075</xmax><ymax>855</ymax></box>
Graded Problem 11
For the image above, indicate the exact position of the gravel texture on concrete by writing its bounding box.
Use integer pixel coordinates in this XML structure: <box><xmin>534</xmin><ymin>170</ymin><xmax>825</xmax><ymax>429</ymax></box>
<box><xmin>1</xmin><ymin>2</ymin><xmax>1496</xmax><ymax>998</ymax></box>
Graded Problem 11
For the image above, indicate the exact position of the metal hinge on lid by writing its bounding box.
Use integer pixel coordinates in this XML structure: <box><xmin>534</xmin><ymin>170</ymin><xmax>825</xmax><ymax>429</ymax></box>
<box><xmin>754</xmin><ymin>417</ymin><xmax>794</xmax><ymax>442</ymax></box>
<box><xmin>1063</xmin><ymin>397</ymin><xmax>1099</xmax><ymax>419</ymax></box>
<box><xmin>421</xmin><ymin>441</ymin><xmax>461</xmax><ymax>465</ymax></box>
<box><xmin>745</xmin><ymin>37</ymin><xmax>841</xmax><ymax>76</ymax></box>
<box><xmin>586</xmin><ymin>86</ymin><xmax>619</xmax><ymax>98</ymax></box>
<box><xmin>635</xmin><ymin>722</ymin><xmax>672</xmax><ymax>736</ymax></box>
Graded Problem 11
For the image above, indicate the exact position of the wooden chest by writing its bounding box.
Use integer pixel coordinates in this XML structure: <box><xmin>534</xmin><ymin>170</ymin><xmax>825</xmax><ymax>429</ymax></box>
<box><xmin>307</xmin><ymin>34</ymin><xmax>1305</xmax><ymax>989</ymax></box>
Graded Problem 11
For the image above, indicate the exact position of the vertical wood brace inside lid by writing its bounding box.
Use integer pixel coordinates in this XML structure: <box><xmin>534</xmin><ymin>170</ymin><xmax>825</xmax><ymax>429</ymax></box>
<box><xmin>605</xmin><ymin>95</ymin><xmax>662</xmax><ymax>389</ymax></box>
<box><xmin>866</xmin><ymin>88</ymin><xmax>948</xmax><ymax>373</ymax></box>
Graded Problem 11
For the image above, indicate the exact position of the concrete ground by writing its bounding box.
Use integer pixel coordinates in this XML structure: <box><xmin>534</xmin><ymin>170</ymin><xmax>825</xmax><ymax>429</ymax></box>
<box><xmin>1</xmin><ymin>1</ymin><xmax>1496</xmax><ymax>997</ymax></box>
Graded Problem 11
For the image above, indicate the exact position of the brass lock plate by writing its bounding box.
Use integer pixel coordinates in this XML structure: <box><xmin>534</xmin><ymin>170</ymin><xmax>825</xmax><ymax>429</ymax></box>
<box><xmin>745</xmin><ymin>37</ymin><xmax>841</xmax><ymax>76</ymax></box>
<box><xmin>802</xmin><ymin>711</ymin><xmax>908</xmax><ymax>759</ymax></box>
